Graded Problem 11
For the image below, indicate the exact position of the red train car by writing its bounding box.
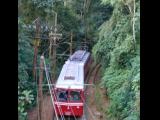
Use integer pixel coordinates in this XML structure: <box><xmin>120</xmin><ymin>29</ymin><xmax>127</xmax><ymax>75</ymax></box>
<box><xmin>53</xmin><ymin>50</ymin><xmax>92</xmax><ymax>117</ymax></box>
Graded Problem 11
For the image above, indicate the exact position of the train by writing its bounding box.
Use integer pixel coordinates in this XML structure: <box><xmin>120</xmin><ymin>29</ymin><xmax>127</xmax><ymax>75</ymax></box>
<box><xmin>52</xmin><ymin>50</ymin><xmax>92</xmax><ymax>118</ymax></box>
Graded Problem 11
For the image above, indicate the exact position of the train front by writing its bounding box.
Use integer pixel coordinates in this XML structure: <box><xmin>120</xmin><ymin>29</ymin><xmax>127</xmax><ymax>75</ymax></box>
<box><xmin>53</xmin><ymin>88</ymin><xmax>84</xmax><ymax>117</ymax></box>
<box><xmin>53</xmin><ymin>50</ymin><xmax>87</xmax><ymax>117</ymax></box>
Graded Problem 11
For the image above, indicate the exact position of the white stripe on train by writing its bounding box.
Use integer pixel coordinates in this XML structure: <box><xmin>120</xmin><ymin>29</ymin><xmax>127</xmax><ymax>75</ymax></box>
<box><xmin>55</xmin><ymin>102</ymin><xmax>83</xmax><ymax>106</ymax></box>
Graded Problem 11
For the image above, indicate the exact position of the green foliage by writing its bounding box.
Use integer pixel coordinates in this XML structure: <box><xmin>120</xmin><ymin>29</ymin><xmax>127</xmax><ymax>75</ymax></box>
<box><xmin>82</xmin><ymin>0</ymin><xmax>113</xmax><ymax>48</ymax></box>
<box><xmin>92</xmin><ymin>0</ymin><xmax>140</xmax><ymax>119</ymax></box>
<box><xmin>18</xmin><ymin>86</ymin><xmax>34</xmax><ymax>120</ymax></box>
<box><xmin>101</xmin><ymin>57</ymin><xmax>140</xmax><ymax>119</ymax></box>
<box><xmin>18</xmin><ymin>17</ymin><xmax>35</xmax><ymax>120</ymax></box>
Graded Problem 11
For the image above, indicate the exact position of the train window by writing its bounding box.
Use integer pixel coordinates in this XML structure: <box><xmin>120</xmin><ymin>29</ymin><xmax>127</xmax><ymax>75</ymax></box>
<box><xmin>57</xmin><ymin>90</ymin><xmax>68</xmax><ymax>102</ymax></box>
<box><xmin>70</xmin><ymin>91</ymin><xmax>81</xmax><ymax>102</ymax></box>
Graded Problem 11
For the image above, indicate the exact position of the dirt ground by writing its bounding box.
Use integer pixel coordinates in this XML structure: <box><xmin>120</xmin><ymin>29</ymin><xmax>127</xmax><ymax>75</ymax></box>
<box><xmin>87</xmin><ymin>86</ymin><xmax>109</xmax><ymax>120</ymax></box>
<box><xmin>27</xmin><ymin>94</ymin><xmax>54</xmax><ymax>120</ymax></box>
<box><xmin>86</xmin><ymin>66</ymin><xmax>109</xmax><ymax>120</ymax></box>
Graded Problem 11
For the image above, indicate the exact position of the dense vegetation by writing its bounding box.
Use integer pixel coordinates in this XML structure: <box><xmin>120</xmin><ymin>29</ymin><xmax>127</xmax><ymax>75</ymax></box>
<box><xmin>18</xmin><ymin>0</ymin><xmax>140</xmax><ymax>120</ymax></box>
<box><xmin>18</xmin><ymin>18</ymin><xmax>35</xmax><ymax>120</ymax></box>
<box><xmin>92</xmin><ymin>0</ymin><xmax>140</xmax><ymax>119</ymax></box>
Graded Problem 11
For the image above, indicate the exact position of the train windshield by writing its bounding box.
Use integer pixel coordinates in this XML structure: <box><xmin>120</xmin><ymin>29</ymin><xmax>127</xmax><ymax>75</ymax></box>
<box><xmin>56</xmin><ymin>89</ymin><xmax>68</xmax><ymax>102</ymax></box>
<box><xmin>56</xmin><ymin>89</ymin><xmax>82</xmax><ymax>102</ymax></box>
<box><xmin>70</xmin><ymin>91</ymin><xmax>81</xmax><ymax>102</ymax></box>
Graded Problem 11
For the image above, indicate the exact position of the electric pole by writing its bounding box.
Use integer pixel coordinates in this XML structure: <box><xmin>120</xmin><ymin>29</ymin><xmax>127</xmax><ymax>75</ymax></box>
<box><xmin>38</xmin><ymin>56</ymin><xmax>44</xmax><ymax>120</ymax></box>
<box><xmin>49</xmin><ymin>12</ymin><xmax>62</xmax><ymax>83</ymax></box>
<box><xmin>33</xmin><ymin>17</ymin><xmax>41</xmax><ymax>81</ymax></box>
<box><xmin>70</xmin><ymin>32</ymin><xmax>73</xmax><ymax>56</ymax></box>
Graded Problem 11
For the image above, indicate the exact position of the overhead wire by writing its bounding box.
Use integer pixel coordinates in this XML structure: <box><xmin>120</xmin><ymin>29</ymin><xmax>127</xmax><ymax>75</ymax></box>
<box><xmin>44</xmin><ymin>57</ymin><xmax>65</xmax><ymax>120</ymax></box>
<box><xmin>44</xmin><ymin>61</ymin><xmax>64</xmax><ymax>120</ymax></box>
<box><xmin>52</xmin><ymin>88</ymin><xmax>65</xmax><ymax>120</ymax></box>
<box><xmin>49</xmin><ymin>77</ymin><xmax>65</xmax><ymax>120</ymax></box>
<box><xmin>42</xmin><ymin>55</ymin><xmax>59</xmax><ymax>120</ymax></box>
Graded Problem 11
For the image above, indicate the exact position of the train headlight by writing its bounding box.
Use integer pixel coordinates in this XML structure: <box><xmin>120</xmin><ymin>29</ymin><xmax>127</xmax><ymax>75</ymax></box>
<box><xmin>77</xmin><ymin>106</ymin><xmax>79</xmax><ymax>109</ymax></box>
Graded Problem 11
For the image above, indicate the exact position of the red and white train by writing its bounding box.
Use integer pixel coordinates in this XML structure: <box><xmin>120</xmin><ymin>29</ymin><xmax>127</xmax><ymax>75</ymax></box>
<box><xmin>53</xmin><ymin>50</ymin><xmax>92</xmax><ymax>117</ymax></box>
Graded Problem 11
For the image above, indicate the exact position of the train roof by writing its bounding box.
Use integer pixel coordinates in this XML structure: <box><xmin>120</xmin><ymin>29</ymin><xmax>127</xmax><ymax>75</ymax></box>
<box><xmin>70</xmin><ymin>50</ymin><xmax>90</xmax><ymax>62</ymax></box>
<box><xmin>55</xmin><ymin>50</ymin><xmax>90</xmax><ymax>89</ymax></box>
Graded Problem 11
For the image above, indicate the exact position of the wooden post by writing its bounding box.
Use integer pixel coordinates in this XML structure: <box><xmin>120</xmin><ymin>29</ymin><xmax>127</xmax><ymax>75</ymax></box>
<box><xmin>52</xmin><ymin>38</ymin><xmax>56</xmax><ymax>83</ymax></box>
<box><xmin>33</xmin><ymin>17</ymin><xmax>40</xmax><ymax>81</ymax></box>
<box><xmin>49</xmin><ymin>12</ymin><xmax>62</xmax><ymax>84</ymax></box>
<box><xmin>52</xmin><ymin>13</ymin><xmax>57</xmax><ymax>83</ymax></box>
<box><xmin>38</xmin><ymin>56</ymin><xmax>44</xmax><ymax>120</ymax></box>
<box><xmin>70</xmin><ymin>32</ymin><xmax>73</xmax><ymax>56</ymax></box>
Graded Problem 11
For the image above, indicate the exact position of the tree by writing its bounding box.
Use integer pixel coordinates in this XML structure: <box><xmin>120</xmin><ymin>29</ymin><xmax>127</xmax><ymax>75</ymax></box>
<box><xmin>92</xmin><ymin>0</ymin><xmax>140</xmax><ymax>119</ymax></box>
<box><xmin>18</xmin><ymin>17</ymin><xmax>35</xmax><ymax>120</ymax></box>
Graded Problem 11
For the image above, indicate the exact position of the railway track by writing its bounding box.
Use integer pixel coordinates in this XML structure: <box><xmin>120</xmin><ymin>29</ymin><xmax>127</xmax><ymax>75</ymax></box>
<box><xmin>84</xmin><ymin>63</ymin><xmax>101</xmax><ymax>92</ymax></box>
<box><xmin>83</xmin><ymin>63</ymin><xmax>101</xmax><ymax>120</ymax></box>
<box><xmin>88</xmin><ymin>63</ymin><xmax>101</xmax><ymax>84</ymax></box>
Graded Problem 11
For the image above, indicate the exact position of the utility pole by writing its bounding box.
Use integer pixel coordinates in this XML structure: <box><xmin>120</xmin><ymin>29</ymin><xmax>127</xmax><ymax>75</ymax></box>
<box><xmin>70</xmin><ymin>32</ymin><xmax>73</xmax><ymax>56</ymax></box>
<box><xmin>49</xmin><ymin>12</ymin><xmax>62</xmax><ymax>83</ymax></box>
<box><xmin>38</xmin><ymin>56</ymin><xmax>44</xmax><ymax>120</ymax></box>
<box><xmin>33</xmin><ymin>17</ymin><xmax>41</xmax><ymax>81</ymax></box>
